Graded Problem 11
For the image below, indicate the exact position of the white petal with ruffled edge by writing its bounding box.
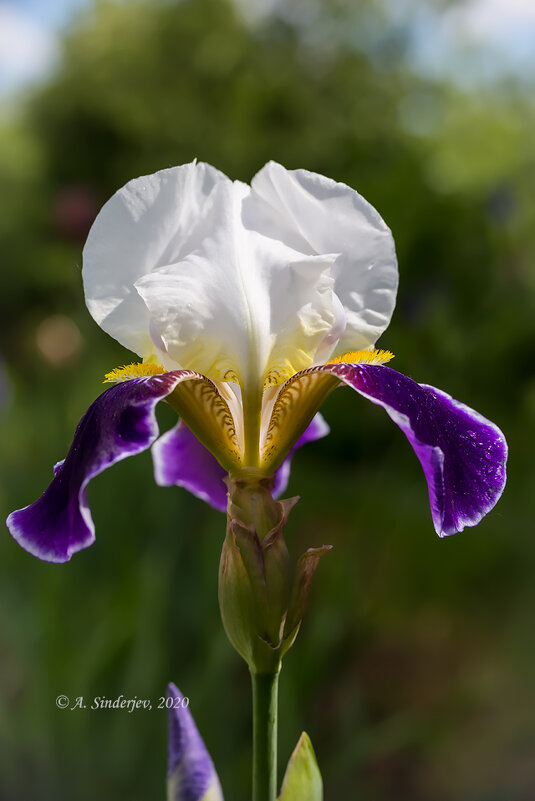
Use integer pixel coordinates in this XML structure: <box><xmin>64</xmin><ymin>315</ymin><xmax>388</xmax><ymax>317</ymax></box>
<box><xmin>133</xmin><ymin>178</ymin><xmax>341</xmax><ymax>388</ymax></box>
<box><xmin>82</xmin><ymin>161</ymin><xmax>228</xmax><ymax>359</ymax></box>
<box><xmin>251</xmin><ymin>161</ymin><xmax>398</xmax><ymax>355</ymax></box>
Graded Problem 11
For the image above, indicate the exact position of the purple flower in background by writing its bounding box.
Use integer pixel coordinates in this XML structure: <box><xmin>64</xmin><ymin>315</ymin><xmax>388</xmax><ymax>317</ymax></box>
<box><xmin>166</xmin><ymin>683</ymin><xmax>223</xmax><ymax>801</ymax></box>
<box><xmin>6</xmin><ymin>161</ymin><xmax>507</xmax><ymax>562</ymax></box>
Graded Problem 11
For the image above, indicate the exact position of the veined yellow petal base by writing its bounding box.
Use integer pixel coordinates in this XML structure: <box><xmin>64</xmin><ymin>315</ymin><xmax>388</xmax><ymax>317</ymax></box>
<box><xmin>327</xmin><ymin>348</ymin><xmax>394</xmax><ymax>366</ymax></box>
<box><xmin>166</xmin><ymin>376</ymin><xmax>243</xmax><ymax>471</ymax></box>
<box><xmin>260</xmin><ymin>348</ymin><xmax>394</xmax><ymax>473</ymax></box>
<box><xmin>103</xmin><ymin>362</ymin><xmax>166</xmax><ymax>384</ymax></box>
<box><xmin>103</xmin><ymin>360</ymin><xmax>243</xmax><ymax>472</ymax></box>
<box><xmin>263</xmin><ymin>364</ymin><xmax>297</xmax><ymax>390</ymax></box>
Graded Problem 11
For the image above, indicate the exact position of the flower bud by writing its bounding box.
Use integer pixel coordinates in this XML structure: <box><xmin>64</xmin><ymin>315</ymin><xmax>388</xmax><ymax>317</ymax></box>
<box><xmin>279</xmin><ymin>732</ymin><xmax>323</xmax><ymax>801</ymax></box>
<box><xmin>218</xmin><ymin>477</ymin><xmax>331</xmax><ymax>674</ymax></box>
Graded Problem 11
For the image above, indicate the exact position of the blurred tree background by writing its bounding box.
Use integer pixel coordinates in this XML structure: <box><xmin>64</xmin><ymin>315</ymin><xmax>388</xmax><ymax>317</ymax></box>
<box><xmin>0</xmin><ymin>0</ymin><xmax>534</xmax><ymax>799</ymax></box>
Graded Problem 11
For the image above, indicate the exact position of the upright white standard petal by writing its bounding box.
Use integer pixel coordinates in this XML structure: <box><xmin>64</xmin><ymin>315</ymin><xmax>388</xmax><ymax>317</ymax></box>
<box><xmin>251</xmin><ymin>161</ymin><xmax>398</xmax><ymax>355</ymax></box>
<box><xmin>85</xmin><ymin>166</ymin><xmax>342</xmax><ymax>389</ymax></box>
<box><xmin>82</xmin><ymin>161</ymin><xmax>228</xmax><ymax>358</ymax></box>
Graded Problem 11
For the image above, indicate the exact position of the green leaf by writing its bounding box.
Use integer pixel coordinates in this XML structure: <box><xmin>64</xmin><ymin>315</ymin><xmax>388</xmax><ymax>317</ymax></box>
<box><xmin>278</xmin><ymin>732</ymin><xmax>323</xmax><ymax>801</ymax></box>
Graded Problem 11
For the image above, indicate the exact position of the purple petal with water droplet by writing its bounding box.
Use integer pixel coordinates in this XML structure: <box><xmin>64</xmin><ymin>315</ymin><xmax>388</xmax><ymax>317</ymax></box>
<box><xmin>313</xmin><ymin>363</ymin><xmax>507</xmax><ymax>536</ymax></box>
<box><xmin>6</xmin><ymin>372</ymin><xmax>201</xmax><ymax>563</ymax></box>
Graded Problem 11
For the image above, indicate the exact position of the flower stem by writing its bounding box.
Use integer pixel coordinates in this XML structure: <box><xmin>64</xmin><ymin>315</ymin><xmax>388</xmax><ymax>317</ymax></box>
<box><xmin>251</xmin><ymin>669</ymin><xmax>279</xmax><ymax>801</ymax></box>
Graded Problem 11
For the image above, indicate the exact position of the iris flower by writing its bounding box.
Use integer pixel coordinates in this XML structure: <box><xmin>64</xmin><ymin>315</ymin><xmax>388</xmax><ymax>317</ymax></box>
<box><xmin>7</xmin><ymin>161</ymin><xmax>507</xmax><ymax>562</ymax></box>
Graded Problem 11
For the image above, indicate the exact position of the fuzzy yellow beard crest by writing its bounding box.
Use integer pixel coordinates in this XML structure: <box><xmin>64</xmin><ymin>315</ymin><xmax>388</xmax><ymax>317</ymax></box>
<box><xmin>326</xmin><ymin>348</ymin><xmax>394</xmax><ymax>366</ymax></box>
<box><xmin>103</xmin><ymin>362</ymin><xmax>166</xmax><ymax>383</ymax></box>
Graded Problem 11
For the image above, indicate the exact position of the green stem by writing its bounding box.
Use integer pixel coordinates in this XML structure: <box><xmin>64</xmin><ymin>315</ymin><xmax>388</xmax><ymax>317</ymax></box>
<box><xmin>251</xmin><ymin>669</ymin><xmax>280</xmax><ymax>801</ymax></box>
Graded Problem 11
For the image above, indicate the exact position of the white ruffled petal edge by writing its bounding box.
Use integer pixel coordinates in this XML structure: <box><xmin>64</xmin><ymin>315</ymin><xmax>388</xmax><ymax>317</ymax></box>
<box><xmin>251</xmin><ymin>161</ymin><xmax>398</xmax><ymax>355</ymax></box>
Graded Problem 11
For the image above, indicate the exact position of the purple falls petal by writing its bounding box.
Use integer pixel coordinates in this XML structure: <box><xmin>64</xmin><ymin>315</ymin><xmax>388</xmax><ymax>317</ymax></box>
<box><xmin>6</xmin><ymin>371</ymin><xmax>201</xmax><ymax>563</ymax></box>
<box><xmin>318</xmin><ymin>363</ymin><xmax>507</xmax><ymax>536</ymax></box>
<box><xmin>167</xmin><ymin>683</ymin><xmax>224</xmax><ymax>801</ymax></box>
<box><xmin>152</xmin><ymin>413</ymin><xmax>330</xmax><ymax>512</ymax></box>
<box><xmin>153</xmin><ymin>423</ymin><xmax>229</xmax><ymax>512</ymax></box>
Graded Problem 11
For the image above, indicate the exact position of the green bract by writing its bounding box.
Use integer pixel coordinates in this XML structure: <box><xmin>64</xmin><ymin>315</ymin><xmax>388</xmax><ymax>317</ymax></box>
<box><xmin>279</xmin><ymin>733</ymin><xmax>323</xmax><ymax>801</ymax></box>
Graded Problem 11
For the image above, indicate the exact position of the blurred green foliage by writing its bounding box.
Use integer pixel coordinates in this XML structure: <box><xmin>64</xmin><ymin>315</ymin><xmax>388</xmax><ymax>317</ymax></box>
<box><xmin>0</xmin><ymin>1</ymin><xmax>534</xmax><ymax>799</ymax></box>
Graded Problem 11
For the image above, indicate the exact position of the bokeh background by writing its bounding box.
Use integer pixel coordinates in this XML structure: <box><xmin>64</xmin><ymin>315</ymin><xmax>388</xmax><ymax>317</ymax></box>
<box><xmin>1</xmin><ymin>0</ymin><xmax>534</xmax><ymax>799</ymax></box>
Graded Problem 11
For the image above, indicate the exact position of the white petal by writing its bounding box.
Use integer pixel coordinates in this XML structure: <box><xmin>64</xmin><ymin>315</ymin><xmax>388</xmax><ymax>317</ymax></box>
<box><xmin>82</xmin><ymin>161</ymin><xmax>229</xmax><ymax>358</ymax></box>
<box><xmin>134</xmin><ymin>179</ymin><xmax>340</xmax><ymax>387</ymax></box>
<box><xmin>251</xmin><ymin>161</ymin><xmax>398</xmax><ymax>353</ymax></box>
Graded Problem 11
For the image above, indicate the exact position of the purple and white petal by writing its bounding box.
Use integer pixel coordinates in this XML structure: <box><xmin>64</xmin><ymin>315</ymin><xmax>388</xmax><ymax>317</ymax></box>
<box><xmin>313</xmin><ymin>364</ymin><xmax>507</xmax><ymax>536</ymax></box>
<box><xmin>167</xmin><ymin>683</ymin><xmax>224</xmax><ymax>801</ymax></box>
<box><xmin>6</xmin><ymin>371</ymin><xmax>201</xmax><ymax>563</ymax></box>
<box><xmin>152</xmin><ymin>414</ymin><xmax>330</xmax><ymax>512</ymax></box>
